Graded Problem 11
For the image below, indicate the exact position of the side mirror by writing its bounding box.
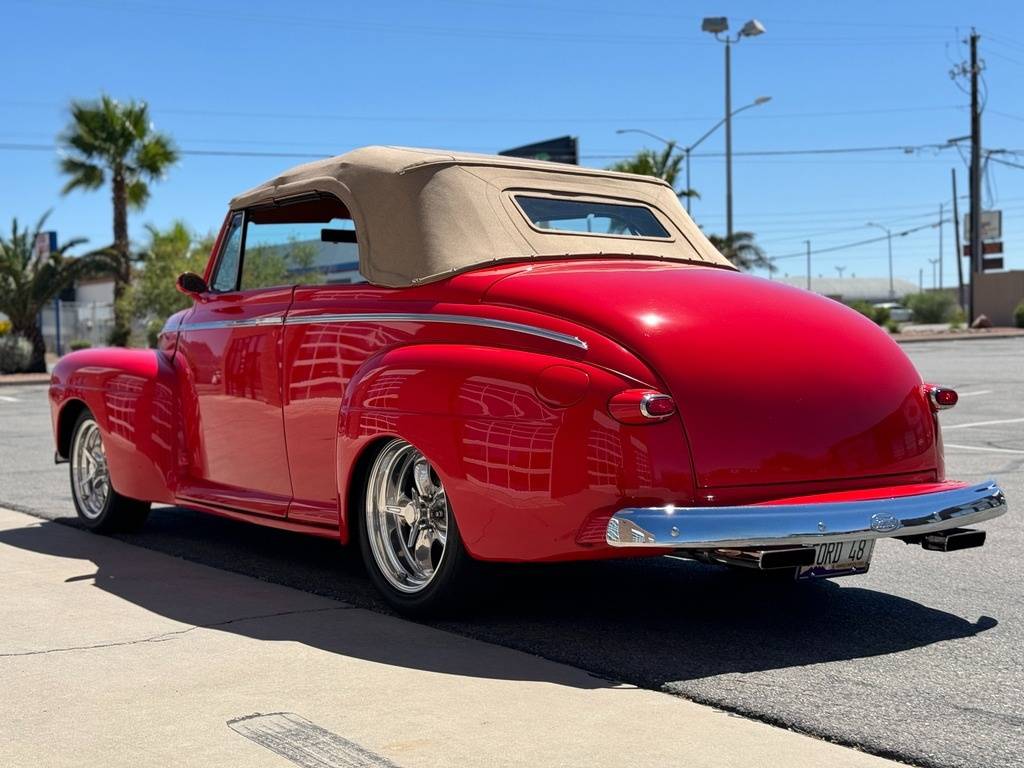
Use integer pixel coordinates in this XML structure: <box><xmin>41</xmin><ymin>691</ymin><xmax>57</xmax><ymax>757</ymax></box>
<box><xmin>176</xmin><ymin>271</ymin><xmax>208</xmax><ymax>298</ymax></box>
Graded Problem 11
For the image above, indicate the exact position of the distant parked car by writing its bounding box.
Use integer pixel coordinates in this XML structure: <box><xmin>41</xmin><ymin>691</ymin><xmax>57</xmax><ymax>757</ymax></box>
<box><xmin>48</xmin><ymin>146</ymin><xmax>1007</xmax><ymax>615</ymax></box>
<box><xmin>874</xmin><ymin>302</ymin><xmax>913</xmax><ymax>322</ymax></box>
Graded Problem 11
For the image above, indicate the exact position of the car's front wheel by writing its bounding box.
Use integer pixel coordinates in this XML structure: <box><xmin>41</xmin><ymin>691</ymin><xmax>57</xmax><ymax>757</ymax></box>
<box><xmin>359</xmin><ymin>438</ymin><xmax>475</xmax><ymax>616</ymax></box>
<box><xmin>70</xmin><ymin>409</ymin><xmax>150</xmax><ymax>532</ymax></box>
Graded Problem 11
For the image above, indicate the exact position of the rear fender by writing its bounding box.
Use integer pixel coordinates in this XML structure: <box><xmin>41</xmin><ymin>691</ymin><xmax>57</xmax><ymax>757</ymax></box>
<box><xmin>50</xmin><ymin>348</ymin><xmax>178</xmax><ymax>504</ymax></box>
<box><xmin>337</xmin><ymin>344</ymin><xmax>696</xmax><ymax>560</ymax></box>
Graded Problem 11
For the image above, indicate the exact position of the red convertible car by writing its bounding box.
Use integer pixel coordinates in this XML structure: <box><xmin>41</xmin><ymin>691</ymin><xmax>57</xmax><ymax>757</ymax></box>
<box><xmin>49</xmin><ymin>146</ymin><xmax>1007</xmax><ymax>614</ymax></box>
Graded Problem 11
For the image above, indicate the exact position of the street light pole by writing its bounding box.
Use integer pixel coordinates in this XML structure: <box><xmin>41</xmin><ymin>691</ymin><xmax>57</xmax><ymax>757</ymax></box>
<box><xmin>703</xmin><ymin>16</ymin><xmax>766</xmax><ymax>239</ymax></box>
<box><xmin>617</xmin><ymin>94</ymin><xmax>770</xmax><ymax>217</ymax></box>
<box><xmin>866</xmin><ymin>222</ymin><xmax>896</xmax><ymax>298</ymax></box>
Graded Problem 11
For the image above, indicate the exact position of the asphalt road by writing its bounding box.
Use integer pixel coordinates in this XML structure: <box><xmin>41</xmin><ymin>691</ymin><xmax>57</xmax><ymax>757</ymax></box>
<box><xmin>1</xmin><ymin>338</ymin><xmax>1021</xmax><ymax>768</ymax></box>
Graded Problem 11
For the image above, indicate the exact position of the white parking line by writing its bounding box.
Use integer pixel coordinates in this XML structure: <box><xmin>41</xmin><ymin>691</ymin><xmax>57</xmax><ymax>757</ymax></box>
<box><xmin>943</xmin><ymin>417</ymin><xmax>1024</xmax><ymax>431</ymax></box>
<box><xmin>945</xmin><ymin>443</ymin><xmax>1024</xmax><ymax>455</ymax></box>
<box><xmin>0</xmin><ymin>395</ymin><xmax>20</xmax><ymax>403</ymax></box>
<box><xmin>956</xmin><ymin>390</ymin><xmax>992</xmax><ymax>398</ymax></box>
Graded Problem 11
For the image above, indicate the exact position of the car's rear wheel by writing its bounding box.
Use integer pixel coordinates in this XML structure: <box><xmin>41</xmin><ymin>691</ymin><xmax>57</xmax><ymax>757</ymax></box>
<box><xmin>359</xmin><ymin>438</ymin><xmax>475</xmax><ymax>616</ymax></box>
<box><xmin>70</xmin><ymin>410</ymin><xmax>150</xmax><ymax>532</ymax></box>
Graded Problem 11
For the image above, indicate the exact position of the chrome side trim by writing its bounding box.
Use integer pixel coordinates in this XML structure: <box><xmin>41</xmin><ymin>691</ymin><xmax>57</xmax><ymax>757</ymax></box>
<box><xmin>179</xmin><ymin>312</ymin><xmax>586</xmax><ymax>349</ymax></box>
<box><xmin>282</xmin><ymin>312</ymin><xmax>588</xmax><ymax>350</ymax></box>
<box><xmin>606</xmin><ymin>480</ymin><xmax>1007</xmax><ymax>549</ymax></box>
<box><xmin>180</xmin><ymin>316</ymin><xmax>284</xmax><ymax>332</ymax></box>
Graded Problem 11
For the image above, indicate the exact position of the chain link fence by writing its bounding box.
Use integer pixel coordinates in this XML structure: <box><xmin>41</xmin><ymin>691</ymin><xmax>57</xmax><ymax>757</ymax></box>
<box><xmin>40</xmin><ymin>300</ymin><xmax>115</xmax><ymax>352</ymax></box>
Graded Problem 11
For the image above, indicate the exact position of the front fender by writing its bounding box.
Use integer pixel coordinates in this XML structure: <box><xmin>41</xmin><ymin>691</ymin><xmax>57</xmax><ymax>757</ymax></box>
<box><xmin>50</xmin><ymin>348</ymin><xmax>178</xmax><ymax>504</ymax></box>
<box><xmin>337</xmin><ymin>344</ymin><xmax>696</xmax><ymax>560</ymax></box>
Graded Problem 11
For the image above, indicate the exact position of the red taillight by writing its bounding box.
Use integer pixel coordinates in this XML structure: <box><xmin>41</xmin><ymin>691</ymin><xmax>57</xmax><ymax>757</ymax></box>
<box><xmin>609</xmin><ymin>389</ymin><xmax>676</xmax><ymax>424</ymax></box>
<box><xmin>924</xmin><ymin>384</ymin><xmax>958</xmax><ymax>411</ymax></box>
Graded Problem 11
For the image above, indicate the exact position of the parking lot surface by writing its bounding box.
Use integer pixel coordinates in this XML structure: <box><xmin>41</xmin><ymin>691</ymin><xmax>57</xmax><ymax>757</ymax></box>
<box><xmin>1</xmin><ymin>338</ymin><xmax>1021</xmax><ymax>768</ymax></box>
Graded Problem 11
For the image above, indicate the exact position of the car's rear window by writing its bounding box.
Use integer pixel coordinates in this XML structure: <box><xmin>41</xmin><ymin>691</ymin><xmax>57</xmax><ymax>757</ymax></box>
<box><xmin>514</xmin><ymin>195</ymin><xmax>670</xmax><ymax>238</ymax></box>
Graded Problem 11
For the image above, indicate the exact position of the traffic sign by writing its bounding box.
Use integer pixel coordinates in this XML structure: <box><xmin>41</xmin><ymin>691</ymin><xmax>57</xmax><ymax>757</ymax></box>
<box><xmin>964</xmin><ymin>210</ymin><xmax>1002</xmax><ymax>240</ymax></box>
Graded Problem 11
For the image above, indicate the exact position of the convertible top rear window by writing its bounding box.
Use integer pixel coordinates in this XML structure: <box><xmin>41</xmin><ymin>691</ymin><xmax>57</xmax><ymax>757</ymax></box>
<box><xmin>515</xmin><ymin>195</ymin><xmax>670</xmax><ymax>239</ymax></box>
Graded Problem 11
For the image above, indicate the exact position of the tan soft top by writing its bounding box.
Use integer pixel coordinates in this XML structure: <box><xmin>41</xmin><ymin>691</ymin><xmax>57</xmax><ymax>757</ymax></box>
<box><xmin>230</xmin><ymin>145</ymin><xmax>734</xmax><ymax>287</ymax></box>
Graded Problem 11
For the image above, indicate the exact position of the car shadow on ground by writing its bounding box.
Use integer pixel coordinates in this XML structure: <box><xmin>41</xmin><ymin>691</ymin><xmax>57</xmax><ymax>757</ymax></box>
<box><xmin>3</xmin><ymin>508</ymin><xmax>997</xmax><ymax>691</ymax></box>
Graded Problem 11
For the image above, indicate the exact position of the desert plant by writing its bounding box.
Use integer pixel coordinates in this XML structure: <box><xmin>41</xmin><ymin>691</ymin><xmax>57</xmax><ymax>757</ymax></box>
<box><xmin>0</xmin><ymin>335</ymin><xmax>33</xmax><ymax>374</ymax></box>
<box><xmin>1015</xmin><ymin>301</ymin><xmax>1024</xmax><ymax>329</ymax></box>
<box><xmin>905</xmin><ymin>292</ymin><xmax>954</xmax><ymax>323</ymax></box>
<box><xmin>68</xmin><ymin>339</ymin><xmax>92</xmax><ymax>351</ymax></box>
<box><xmin>848</xmin><ymin>301</ymin><xmax>889</xmax><ymax>326</ymax></box>
<box><xmin>0</xmin><ymin>213</ymin><xmax>109</xmax><ymax>371</ymax></box>
<box><xmin>949</xmin><ymin>307</ymin><xmax>966</xmax><ymax>330</ymax></box>
<box><xmin>885</xmin><ymin>318</ymin><xmax>901</xmax><ymax>334</ymax></box>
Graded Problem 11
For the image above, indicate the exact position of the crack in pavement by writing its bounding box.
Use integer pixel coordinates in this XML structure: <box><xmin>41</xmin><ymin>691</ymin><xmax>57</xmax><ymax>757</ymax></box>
<box><xmin>0</xmin><ymin>605</ymin><xmax>354</xmax><ymax>659</ymax></box>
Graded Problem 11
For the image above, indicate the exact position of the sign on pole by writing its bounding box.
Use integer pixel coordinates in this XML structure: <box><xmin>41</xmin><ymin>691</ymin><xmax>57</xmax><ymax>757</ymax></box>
<box><xmin>499</xmin><ymin>136</ymin><xmax>579</xmax><ymax>165</ymax></box>
<box><xmin>963</xmin><ymin>210</ymin><xmax>1002</xmax><ymax>241</ymax></box>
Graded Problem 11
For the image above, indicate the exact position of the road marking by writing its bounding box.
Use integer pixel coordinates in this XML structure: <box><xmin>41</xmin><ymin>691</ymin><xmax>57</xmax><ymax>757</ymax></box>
<box><xmin>945</xmin><ymin>443</ymin><xmax>1024</xmax><ymax>455</ymax></box>
<box><xmin>944</xmin><ymin>417</ymin><xmax>1024</xmax><ymax>431</ymax></box>
<box><xmin>957</xmin><ymin>390</ymin><xmax>992</xmax><ymax>398</ymax></box>
<box><xmin>0</xmin><ymin>395</ymin><xmax>20</xmax><ymax>403</ymax></box>
<box><xmin>228</xmin><ymin>712</ymin><xmax>400</xmax><ymax>768</ymax></box>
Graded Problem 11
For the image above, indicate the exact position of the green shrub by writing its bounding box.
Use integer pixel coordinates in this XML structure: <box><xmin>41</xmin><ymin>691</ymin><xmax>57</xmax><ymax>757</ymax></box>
<box><xmin>905</xmin><ymin>292</ymin><xmax>955</xmax><ymax>323</ymax></box>
<box><xmin>848</xmin><ymin>301</ymin><xmax>889</xmax><ymax>326</ymax></box>
<box><xmin>68</xmin><ymin>339</ymin><xmax>92</xmax><ymax>351</ymax></box>
<box><xmin>949</xmin><ymin>307</ymin><xmax>966</xmax><ymax>330</ymax></box>
<box><xmin>885</xmin><ymin>319</ymin><xmax>902</xmax><ymax>334</ymax></box>
<box><xmin>0</xmin><ymin>335</ymin><xmax>32</xmax><ymax>374</ymax></box>
<box><xmin>1015</xmin><ymin>301</ymin><xmax>1024</xmax><ymax>329</ymax></box>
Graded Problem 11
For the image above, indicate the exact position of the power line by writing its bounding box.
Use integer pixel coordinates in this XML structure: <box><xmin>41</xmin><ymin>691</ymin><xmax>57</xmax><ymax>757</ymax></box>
<box><xmin>767</xmin><ymin>220</ymin><xmax>948</xmax><ymax>262</ymax></box>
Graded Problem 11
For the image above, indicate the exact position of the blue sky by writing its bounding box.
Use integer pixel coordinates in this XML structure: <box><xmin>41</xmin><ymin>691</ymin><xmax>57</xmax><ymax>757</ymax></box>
<box><xmin>2</xmin><ymin>0</ymin><xmax>1022</xmax><ymax>288</ymax></box>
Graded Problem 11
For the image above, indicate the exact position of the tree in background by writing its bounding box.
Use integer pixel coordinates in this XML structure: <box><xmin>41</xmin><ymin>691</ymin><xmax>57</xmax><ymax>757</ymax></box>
<box><xmin>707</xmin><ymin>232</ymin><xmax>773</xmax><ymax>272</ymax></box>
<box><xmin>58</xmin><ymin>95</ymin><xmax>179</xmax><ymax>346</ymax></box>
<box><xmin>608</xmin><ymin>142</ymin><xmax>697</xmax><ymax>201</ymax></box>
<box><xmin>0</xmin><ymin>213</ymin><xmax>107</xmax><ymax>372</ymax></box>
<box><xmin>133</xmin><ymin>221</ymin><xmax>212</xmax><ymax>346</ymax></box>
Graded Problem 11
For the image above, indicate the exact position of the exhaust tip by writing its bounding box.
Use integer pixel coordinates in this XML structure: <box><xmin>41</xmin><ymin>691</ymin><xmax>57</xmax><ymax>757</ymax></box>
<box><xmin>920</xmin><ymin>528</ymin><xmax>986</xmax><ymax>552</ymax></box>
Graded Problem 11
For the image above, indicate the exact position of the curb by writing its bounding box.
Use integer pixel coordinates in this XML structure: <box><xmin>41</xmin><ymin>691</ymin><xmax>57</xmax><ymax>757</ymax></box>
<box><xmin>0</xmin><ymin>375</ymin><xmax>51</xmax><ymax>387</ymax></box>
<box><xmin>894</xmin><ymin>330</ymin><xmax>1024</xmax><ymax>344</ymax></box>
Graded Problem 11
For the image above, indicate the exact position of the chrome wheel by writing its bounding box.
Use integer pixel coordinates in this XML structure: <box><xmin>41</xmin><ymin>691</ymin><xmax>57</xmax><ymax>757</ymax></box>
<box><xmin>365</xmin><ymin>440</ymin><xmax>449</xmax><ymax>594</ymax></box>
<box><xmin>71</xmin><ymin>419</ymin><xmax>110</xmax><ymax>520</ymax></box>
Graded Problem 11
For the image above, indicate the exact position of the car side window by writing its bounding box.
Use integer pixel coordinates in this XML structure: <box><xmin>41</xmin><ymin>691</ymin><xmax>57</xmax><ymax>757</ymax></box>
<box><xmin>239</xmin><ymin>195</ymin><xmax>364</xmax><ymax>290</ymax></box>
<box><xmin>211</xmin><ymin>213</ymin><xmax>244</xmax><ymax>292</ymax></box>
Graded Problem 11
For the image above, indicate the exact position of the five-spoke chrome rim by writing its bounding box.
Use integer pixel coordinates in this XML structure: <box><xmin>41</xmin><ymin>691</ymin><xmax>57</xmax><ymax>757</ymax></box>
<box><xmin>365</xmin><ymin>440</ymin><xmax>449</xmax><ymax>594</ymax></box>
<box><xmin>71</xmin><ymin>419</ymin><xmax>110</xmax><ymax>520</ymax></box>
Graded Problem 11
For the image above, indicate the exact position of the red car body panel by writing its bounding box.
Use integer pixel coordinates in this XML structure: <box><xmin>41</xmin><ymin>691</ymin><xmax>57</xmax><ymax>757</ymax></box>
<box><xmin>49</xmin><ymin>246</ymin><xmax>951</xmax><ymax>562</ymax></box>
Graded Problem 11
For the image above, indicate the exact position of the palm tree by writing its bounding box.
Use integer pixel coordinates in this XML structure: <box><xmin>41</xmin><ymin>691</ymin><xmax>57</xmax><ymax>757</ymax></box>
<box><xmin>0</xmin><ymin>213</ymin><xmax>110</xmax><ymax>372</ymax></box>
<box><xmin>608</xmin><ymin>142</ymin><xmax>698</xmax><ymax>200</ymax></box>
<box><xmin>58</xmin><ymin>95</ymin><xmax>179</xmax><ymax>345</ymax></box>
<box><xmin>708</xmin><ymin>231</ymin><xmax>773</xmax><ymax>272</ymax></box>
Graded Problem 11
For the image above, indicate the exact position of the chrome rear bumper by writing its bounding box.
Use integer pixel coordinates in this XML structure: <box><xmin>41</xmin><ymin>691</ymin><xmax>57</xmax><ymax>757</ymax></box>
<box><xmin>606</xmin><ymin>480</ymin><xmax>1007</xmax><ymax>549</ymax></box>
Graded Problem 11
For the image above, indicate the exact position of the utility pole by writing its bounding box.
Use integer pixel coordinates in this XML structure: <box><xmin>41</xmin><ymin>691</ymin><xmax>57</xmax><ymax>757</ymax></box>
<box><xmin>805</xmin><ymin>240</ymin><xmax>811</xmax><ymax>291</ymax></box>
<box><xmin>968</xmin><ymin>29</ymin><xmax>982</xmax><ymax>323</ymax></box>
<box><xmin>919</xmin><ymin>267</ymin><xmax>924</xmax><ymax>293</ymax></box>
<box><xmin>952</xmin><ymin>168</ymin><xmax>964</xmax><ymax>309</ymax></box>
<box><xmin>929</xmin><ymin>257</ymin><xmax>940</xmax><ymax>289</ymax></box>
<box><xmin>938</xmin><ymin>202</ymin><xmax>944</xmax><ymax>290</ymax></box>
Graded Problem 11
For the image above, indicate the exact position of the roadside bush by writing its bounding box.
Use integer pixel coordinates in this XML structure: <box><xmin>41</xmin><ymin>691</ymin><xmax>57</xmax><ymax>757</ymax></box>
<box><xmin>0</xmin><ymin>335</ymin><xmax>33</xmax><ymax>374</ymax></box>
<box><xmin>885</xmin><ymin>319</ymin><xmax>901</xmax><ymax>334</ymax></box>
<box><xmin>68</xmin><ymin>339</ymin><xmax>92</xmax><ymax>351</ymax></box>
<box><xmin>949</xmin><ymin>307</ymin><xmax>966</xmax><ymax>330</ymax></box>
<box><xmin>905</xmin><ymin>292</ymin><xmax>955</xmax><ymax>323</ymax></box>
<box><xmin>848</xmin><ymin>301</ymin><xmax>889</xmax><ymax>326</ymax></box>
<box><xmin>0</xmin><ymin>319</ymin><xmax>10</xmax><ymax>336</ymax></box>
<box><xmin>1015</xmin><ymin>301</ymin><xmax>1024</xmax><ymax>329</ymax></box>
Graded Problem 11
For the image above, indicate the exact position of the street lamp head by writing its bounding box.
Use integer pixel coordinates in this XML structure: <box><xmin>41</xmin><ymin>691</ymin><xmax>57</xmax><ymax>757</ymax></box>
<box><xmin>740</xmin><ymin>19</ymin><xmax>766</xmax><ymax>37</ymax></box>
<box><xmin>754</xmin><ymin>95</ymin><xmax>772</xmax><ymax>105</ymax></box>
<box><xmin>702</xmin><ymin>16</ymin><xmax>729</xmax><ymax>34</ymax></box>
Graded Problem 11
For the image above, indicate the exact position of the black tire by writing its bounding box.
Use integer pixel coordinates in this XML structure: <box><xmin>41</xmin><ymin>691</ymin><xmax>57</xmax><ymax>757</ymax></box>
<box><xmin>69</xmin><ymin>409</ymin><xmax>150</xmax><ymax>533</ymax></box>
<box><xmin>357</xmin><ymin>438</ymin><xmax>477</xmax><ymax>617</ymax></box>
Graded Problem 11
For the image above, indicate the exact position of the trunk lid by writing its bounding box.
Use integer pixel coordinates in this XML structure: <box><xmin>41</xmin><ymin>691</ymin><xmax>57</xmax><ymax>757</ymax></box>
<box><xmin>484</xmin><ymin>260</ymin><xmax>937</xmax><ymax>490</ymax></box>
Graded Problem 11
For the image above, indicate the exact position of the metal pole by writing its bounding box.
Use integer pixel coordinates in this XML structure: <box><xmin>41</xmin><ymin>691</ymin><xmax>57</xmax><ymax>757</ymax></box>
<box><xmin>805</xmin><ymin>240</ymin><xmax>811</xmax><ymax>291</ymax></box>
<box><xmin>938</xmin><ymin>202</ymin><xmax>944</xmax><ymax>290</ymax></box>
<box><xmin>887</xmin><ymin>229</ymin><xmax>894</xmax><ymax>298</ymax></box>
<box><xmin>930</xmin><ymin>258</ymin><xmax>939</xmax><ymax>289</ymax></box>
<box><xmin>952</xmin><ymin>168</ymin><xmax>964</xmax><ymax>309</ymax></box>
<box><xmin>725</xmin><ymin>39</ymin><xmax>733</xmax><ymax>239</ymax></box>
<box><xmin>968</xmin><ymin>29</ymin><xmax>982</xmax><ymax>323</ymax></box>
<box><xmin>919</xmin><ymin>268</ymin><xmax>924</xmax><ymax>293</ymax></box>
<box><xmin>54</xmin><ymin>297</ymin><xmax>62</xmax><ymax>357</ymax></box>
<box><xmin>685</xmin><ymin>149</ymin><xmax>692</xmax><ymax>215</ymax></box>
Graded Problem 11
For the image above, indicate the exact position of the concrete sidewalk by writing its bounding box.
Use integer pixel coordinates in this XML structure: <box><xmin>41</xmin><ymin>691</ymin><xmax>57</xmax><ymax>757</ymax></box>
<box><xmin>0</xmin><ymin>508</ymin><xmax>902</xmax><ymax>768</ymax></box>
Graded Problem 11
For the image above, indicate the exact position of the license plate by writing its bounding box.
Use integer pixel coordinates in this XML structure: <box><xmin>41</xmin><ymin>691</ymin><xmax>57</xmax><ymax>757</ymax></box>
<box><xmin>797</xmin><ymin>538</ymin><xmax>874</xmax><ymax>580</ymax></box>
